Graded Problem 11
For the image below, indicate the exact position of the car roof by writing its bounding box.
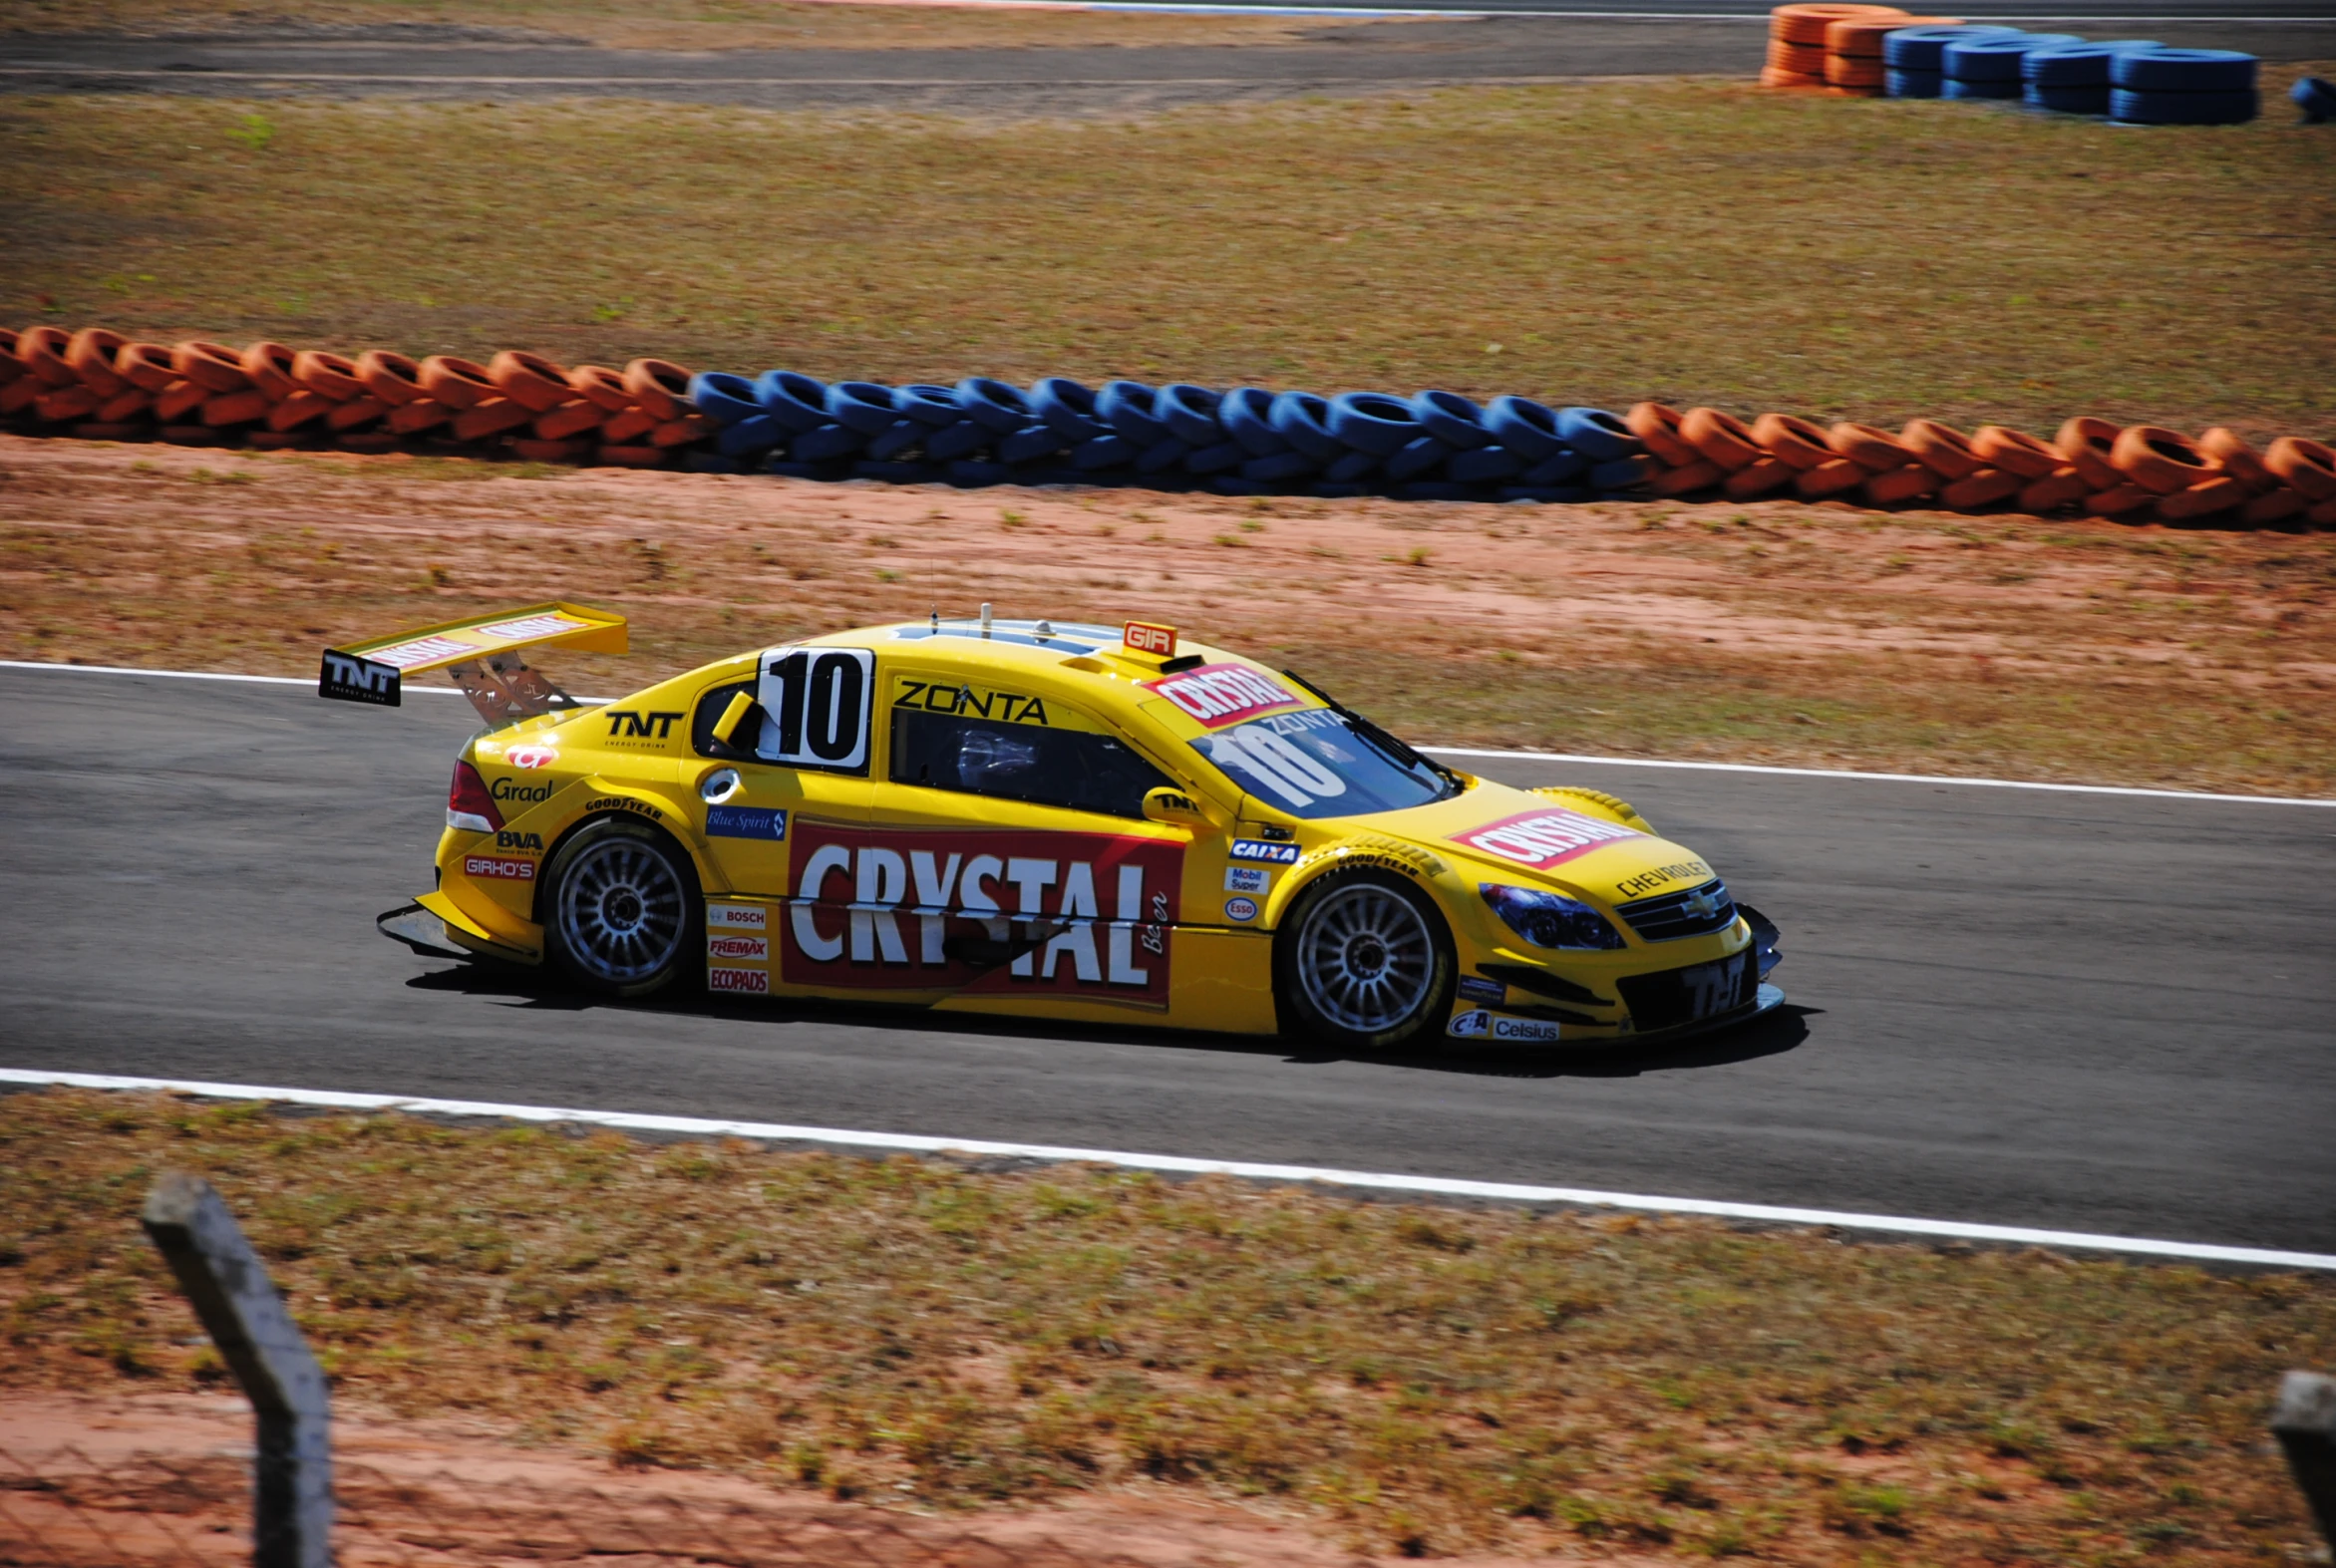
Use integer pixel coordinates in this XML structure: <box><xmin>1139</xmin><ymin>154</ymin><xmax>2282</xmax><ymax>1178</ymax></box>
<box><xmin>805</xmin><ymin>616</ymin><xmax>1256</xmax><ymax>685</ymax></box>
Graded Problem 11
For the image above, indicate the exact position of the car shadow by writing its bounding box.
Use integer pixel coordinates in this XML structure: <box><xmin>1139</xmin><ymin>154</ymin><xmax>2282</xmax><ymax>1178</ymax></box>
<box><xmin>404</xmin><ymin>960</ymin><xmax>1814</xmax><ymax>1079</ymax></box>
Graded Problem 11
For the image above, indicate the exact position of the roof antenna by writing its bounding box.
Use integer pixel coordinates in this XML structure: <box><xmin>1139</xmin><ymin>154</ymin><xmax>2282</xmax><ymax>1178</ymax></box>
<box><xmin>929</xmin><ymin>600</ymin><xmax>939</xmax><ymax>632</ymax></box>
<box><xmin>979</xmin><ymin>602</ymin><xmax>993</xmax><ymax>638</ymax></box>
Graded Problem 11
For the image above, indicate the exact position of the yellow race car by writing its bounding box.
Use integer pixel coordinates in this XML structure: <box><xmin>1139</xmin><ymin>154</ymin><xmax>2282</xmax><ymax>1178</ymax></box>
<box><xmin>331</xmin><ymin>603</ymin><xmax>1782</xmax><ymax>1052</ymax></box>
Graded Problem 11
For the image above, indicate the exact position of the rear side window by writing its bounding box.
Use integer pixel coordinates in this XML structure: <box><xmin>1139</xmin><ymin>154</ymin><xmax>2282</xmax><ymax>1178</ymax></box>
<box><xmin>890</xmin><ymin>706</ymin><xmax>1171</xmax><ymax>819</ymax></box>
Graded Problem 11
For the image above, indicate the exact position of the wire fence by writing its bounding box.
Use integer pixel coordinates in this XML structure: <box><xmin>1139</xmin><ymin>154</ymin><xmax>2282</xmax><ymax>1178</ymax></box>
<box><xmin>0</xmin><ymin>1439</ymin><xmax>1154</xmax><ymax>1568</ymax></box>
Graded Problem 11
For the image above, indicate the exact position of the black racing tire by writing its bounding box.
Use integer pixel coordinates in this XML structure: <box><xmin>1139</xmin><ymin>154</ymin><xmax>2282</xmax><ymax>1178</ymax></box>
<box><xmin>541</xmin><ymin>818</ymin><xmax>702</xmax><ymax>998</ymax></box>
<box><xmin>1273</xmin><ymin>867</ymin><xmax>1456</xmax><ymax>1053</ymax></box>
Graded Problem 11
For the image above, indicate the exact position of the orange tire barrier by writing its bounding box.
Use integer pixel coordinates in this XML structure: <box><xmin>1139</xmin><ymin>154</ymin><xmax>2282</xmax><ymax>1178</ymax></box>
<box><xmin>418</xmin><ymin>355</ymin><xmax>498</xmax><ymax>410</ymax></box>
<box><xmin>598</xmin><ymin>406</ymin><xmax>660</xmax><ymax>446</ymax></box>
<box><xmin>198</xmin><ymin>389</ymin><xmax>270</xmax><ymax>428</ymax></box>
<box><xmin>386</xmin><ymin>398</ymin><xmax>454</xmax><ymax>436</ymax></box>
<box><xmin>2308</xmin><ymin>499</ymin><xmax>2336</xmax><ymax>528</ymax></box>
<box><xmin>2053</xmin><ymin>417</ymin><xmax>2123</xmax><ymax>489</ymax></box>
<box><xmin>2238</xmin><ymin>486</ymin><xmax>2305</xmax><ymax>526</ymax></box>
<box><xmin>624</xmin><ymin>359</ymin><xmax>693</xmax><ymax>421</ymax></box>
<box><xmin>597</xmin><ymin>444</ymin><xmax>668</xmax><ymax>469</ymax></box>
<box><xmin>1828</xmin><ymin>422</ymin><xmax>1914</xmax><ymax>471</ymax></box>
<box><xmin>1969</xmin><ymin>426</ymin><xmax>2063</xmax><ymax>479</ymax></box>
<box><xmin>1723</xmin><ymin>456</ymin><xmax>1798</xmax><ymax>498</ymax></box>
<box><xmin>2111</xmin><ymin>426</ymin><xmax>2220</xmax><ymax>494</ymax></box>
<box><xmin>2155</xmin><ymin>475</ymin><xmax>2246</xmax><ymax>522</ymax></box>
<box><xmin>115</xmin><ymin>343</ymin><xmax>179</xmax><ymax>395</ymax></box>
<box><xmin>36</xmin><ymin>385</ymin><xmax>102</xmax><ymax>423</ymax></box>
<box><xmin>649</xmin><ymin>413</ymin><xmax>717</xmax><ymax>449</ymax></box>
<box><xmin>171</xmin><ymin>340</ymin><xmax>250</xmax><ymax>394</ymax></box>
<box><xmin>1681</xmin><ymin>407</ymin><xmax>1765</xmax><ymax>470</ymax></box>
<box><xmin>2083</xmin><ymin>482</ymin><xmax>2155</xmax><ymax>517</ymax></box>
<box><xmin>1751</xmin><ymin>412</ymin><xmax>1836</xmax><ymax>469</ymax></box>
<box><xmin>154</xmin><ymin>380</ymin><xmax>209</xmax><ymax>423</ymax></box>
<box><xmin>490</xmin><ymin>350</ymin><xmax>574</xmax><ymax>414</ymax></box>
<box><xmin>450</xmin><ymin>397</ymin><xmax>535</xmax><ymax>442</ymax></box>
<box><xmin>96</xmin><ymin>389</ymin><xmax>153</xmax><ymax>423</ymax></box>
<box><xmin>356</xmin><ymin>350</ymin><xmax>428</xmax><ymax>406</ymax></box>
<box><xmin>2016</xmin><ymin>469</ymin><xmax>2091</xmax><ymax>512</ymax></box>
<box><xmin>1769</xmin><ymin>39</ymin><xmax>1830</xmax><ymax>73</ymax></box>
<box><xmin>67</xmin><ymin>328</ymin><xmax>133</xmax><ymax>397</ymax></box>
<box><xmin>1795</xmin><ymin>457</ymin><xmax>1867</xmax><ymax>497</ymax></box>
<box><xmin>510</xmin><ymin>437</ymin><xmax>591</xmax><ymax>463</ymax></box>
<box><xmin>18</xmin><ymin>327</ymin><xmax>79</xmax><ymax>388</ymax></box>
<box><xmin>2263</xmin><ymin>437</ymin><xmax>2336</xmax><ymax>500</ymax></box>
<box><xmin>1760</xmin><ymin>65</ymin><xmax>1829</xmax><ymax>88</ymax></box>
<box><xmin>326</xmin><ymin>395</ymin><xmax>389</xmax><ymax>432</ymax></box>
<box><xmin>1899</xmin><ymin>419</ymin><xmax>1982</xmax><ymax>479</ymax></box>
<box><xmin>1827</xmin><ymin>56</ymin><xmax>1886</xmax><ymax>88</ymax></box>
<box><xmin>1649</xmin><ymin>460</ymin><xmax>1727</xmax><ymax>497</ymax></box>
<box><xmin>265</xmin><ymin>390</ymin><xmax>334</xmax><ymax>432</ymax></box>
<box><xmin>532</xmin><ymin>400</ymin><xmax>605</xmax><ymax>442</ymax></box>
<box><xmin>2195</xmin><ymin>427</ymin><xmax>2272</xmax><ymax>490</ymax></box>
<box><xmin>1772</xmin><ymin>3</ymin><xmax>1904</xmax><ymax>47</ymax></box>
<box><xmin>1625</xmin><ymin>402</ymin><xmax>1699</xmax><ymax>468</ymax></box>
<box><xmin>567</xmin><ymin>365</ymin><xmax>635</xmax><ymax>413</ymax></box>
<box><xmin>293</xmin><ymin>350</ymin><xmax>368</xmax><ymax>402</ymax></box>
<box><xmin>240</xmin><ymin>342</ymin><xmax>300</xmax><ymax>402</ymax></box>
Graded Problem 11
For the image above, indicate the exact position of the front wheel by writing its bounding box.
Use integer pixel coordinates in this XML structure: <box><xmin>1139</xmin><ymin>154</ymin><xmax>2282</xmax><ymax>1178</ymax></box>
<box><xmin>542</xmin><ymin>819</ymin><xmax>701</xmax><ymax>997</ymax></box>
<box><xmin>1274</xmin><ymin>868</ymin><xmax>1455</xmax><ymax>1052</ymax></box>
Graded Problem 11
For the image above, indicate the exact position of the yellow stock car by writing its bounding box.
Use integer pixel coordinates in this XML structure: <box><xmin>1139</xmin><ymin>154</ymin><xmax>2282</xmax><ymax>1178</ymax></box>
<box><xmin>335</xmin><ymin>605</ymin><xmax>1782</xmax><ymax>1052</ymax></box>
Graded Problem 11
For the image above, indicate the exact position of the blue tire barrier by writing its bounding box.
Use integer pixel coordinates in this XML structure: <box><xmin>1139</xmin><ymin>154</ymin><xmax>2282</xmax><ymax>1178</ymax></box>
<box><xmin>2113</xmin><ymin>46</ymin><xmax>2256</xmax><ymax>92</ymax></box>
<box><xmin>955</xmin><ymin>378</ymin><xmax>1034</xmax><ymax>435</ymax></box>
<box><xmin>1311</xmin><ymin>481</ymin><xmax>1372</xmax><ymax>499</ymax></box>
<box><xmin>864</xmin><ymin>418</ymin><xmax>926</xmax><ymax>462</ymax></box>
<box><xmin>1945</xmin><ymin>34</ymin><xmax>2086</xmax><ymax>83</ymax></box>
<box><xmin>684</xmin><ymin>451</ymin><xmax>751</xmax><ymax>474</ymax></box>
<box><xmin>1073</xmin><ymin>434</ymin><xmax>1136</xmax><ymax>470</ymax></box>
<box><xmin>1412</xmin><ymin>390</ymin><xmax>1494</xmax><ymax>450</ymax></box>
<box><xmin>755</xmin><ymin>370</ymin><xmax>830</xmax><ymax>434</ymax></box>
<box><xmin>1590</xmin><ymin>455</ymin><xmax>1657</xmax><ymax>492</ymax></box>
<box><xmin>1323</xmin><ymin>449</ymin><xmax>1381</xmax><ymax>484</ymax></box>
<box><xmin>997</xmin><ymin>424</ymin><xmax>1067</xmax><ymax>466</ymax></box>
<box><xmin>2110</xmin><ymin>86</ymin><xmax>2259</xmax><ymax>123</ymax></box>
<box><xmin>1887</xmin><ymin>68</ymin><xmax>1944</xmax><ymax>98</ymax></box>
<box><xmin>1883</xmin><ymin>24</ymin><xmax>2021</xmax><ymax>70</ymax></box>
<box><xmin>791</xmin><ymin>423</ymin><xmax>866</xmax><ymax>464</ymax></box>
<box><xmin>1384</xmin><ymin>435</ymin><xmax>1454</xmax><ymax>481</ymax></box>
<box><xmin>1395</xmin><ymin>480</ymin><xmax>1472</xmax><ymax>502</ymax></box>
<box><xmin>895</xmin><ymin>384</ymin><xmax>963</xmax><ymax>428</ymax></box>
<box><xmin>948</xmin><ymin>460</ymin><xmax>1012</xmax><ymax>487</ymax></box>
<box><xmin>1097</xmin><ymin>381</ymin><xmax>1170</xmax><ymax>445</ymax></box>
<box><xmin>767</xmin><ymin>459</ymin><xmax>850</xmax><ymax>481</ymax></box>
<box><xmin>924</xmin><ymin>419</ymin><xmax>991</xmax><ymax>463</ymax></box>
<box><xmin>1157</xmin><ymin>384</ymin><xmax>1226</xmax><ymax>447</ymax></box>
<box><xmin>688</xmin><ymin>371</ymin><xmax>761</xmax><ymax>426</ymax></box>
<box><xmin>1446</xmin><ymin>445</ymin><xmax>1523</xmax><ymax>484</ymax></box>
<box><xmin>2024</xmin><ymin>41</ymin><xmax>2160</xmax><ymax>88</ymax></box>
<box><xmin>854</xmin><ymin>459</ymin><xmax>944</xmax><ymax>484</ymax></box>
<box><xmin>716</xmin><ymin>414</ymin><xmax>784</xmax><ymax>459</ymax></box>
<box><xmin>1500</xmin><ymin>484</ymin><xmax>1592</xmax><ymax>503</ymax></box>
<box><xmin>1017</xmin><ymin>466</ymin><xmax>1091</xmax><ymax>487</ymax></box>
<box><xmin>1553</xmin><ymin>406</ymin><xmax>1642</xmax><ymax>463</ymax></box>
<box><xmin>2294</xmin><ymin>75</ymin><xmax>2336</xmax><ymax>121</ymax></box>
<box><xmin>1242</xmin><ymin>450</ymin><xmax>1319</xmax><ymax>483</ymax></box>
<box><xmin>1137</xmin><ymin>437</ymin><xmax>1191</xmax><ymax>474</ymax></box>
<box><xmin>1206</xmin><ymin>475</ymin><xmax>1267</xmax><ymax>497</ymax></box>
<box><xmin>827</xmin><ymin>381</ymin><xmax>902</xmax><ymax>438</ymax></box>
<box><xmin>1483</xmin><ymin>396</ymin><xmax>1566</xmax><ymax>463</ymax></box>
<box><xmin>1328</xmin><ymin>392</ymin><xmax>1427</xmax><ymax>458</ymax></box>
<box><xmin>1520</xmin><ymin>448</ymin><xmax>1589</xmax><ymax>486</ymax></box>
<box><xmin>1269</xmin><ymin>392</ymin><xmax>1342</xmax><ymax>462</ymax></box>
<box><xmin>2029</xmin><ymin>83</ymin><xmax>2110</xmax><ymax>114</ymax></box>
<box><xmin>1030</xmin><ymin>377</ymin><xmax>1106</xmax><ymax>442</ymax></box>
<box><xmin>1184</xmin><ymin>440</ymin><xmax>1247</xmax><ymax>476</ymax></box>
<box><xmin>1220</xmin><ymin>387</ymin><xmax>1292</xmax><ymax>457</ymax></box>
<box><xmin>1944</xmin><ymin>76</ymin><xmax>2022</xmax><ymax>100</ymax></box>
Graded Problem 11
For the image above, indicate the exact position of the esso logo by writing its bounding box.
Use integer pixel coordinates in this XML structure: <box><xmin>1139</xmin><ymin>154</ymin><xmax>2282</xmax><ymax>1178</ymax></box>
<box><xmin>506</xmin><ymin>746</ymin><xmax>559</xmax><ymax>771</ymax></box>
<box><xmin>1223</xmin><ymin>896</ymin><xmax>1258</xmax><ymax>923</ymax></box>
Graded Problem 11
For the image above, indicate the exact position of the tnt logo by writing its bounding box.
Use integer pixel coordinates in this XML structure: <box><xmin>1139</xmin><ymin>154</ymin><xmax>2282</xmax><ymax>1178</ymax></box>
<box><xmin>1124</xmin><ymin>621</ymin><xmax>1178</xmax><ymax>657</ymax></box>
<box><xmin>317</xmin><ymin>649</ymin><xmax>401</xmax><ymax>707</ymax></box>
<box><xmin>604</xmin><ymin>710</ymin><xmax>682</xmax><ymax>740</ymax></box>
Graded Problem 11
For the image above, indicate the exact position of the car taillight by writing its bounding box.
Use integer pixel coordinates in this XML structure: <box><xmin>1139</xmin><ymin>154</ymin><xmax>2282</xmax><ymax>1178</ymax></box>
<box><xmin>448</xmin><ymin>760</ymin><xmax>502</xmax><ymax>833</ymax></box>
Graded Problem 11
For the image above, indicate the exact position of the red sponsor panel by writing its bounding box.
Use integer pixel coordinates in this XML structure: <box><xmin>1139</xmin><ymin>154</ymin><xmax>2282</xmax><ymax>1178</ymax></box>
<box><xmin>708</xmin><ymin>966</ymin><xmax>770</xmax><ymax>995</ymax></box>
<box><xmin>463</xmin><ymin>854</ymin><xmax>537</xmax><ymax>881</ymax></box>
<box><xmin>779</xmin><ymin>820</ymin><xmax>1179</xmax><ymax>1007</ymax></box>
<box><xmin>1143</xmin><ymin>663</ymin><xmax>1305</xmax><ymax>730</ymax></box>
<box><xmin>707</xmin><ymin>934</ymin><xmax>770</xmax><ymax>963</ymax></box>
<box><xmin>1123</xmin><ymin>620</ymin><xmax>1177</xmax><ymax>657</ymax></box>
<box><xmin>1453</xmin><ymin>807</ymin><xmax>1647</xmax><ymax>870</ymax></box>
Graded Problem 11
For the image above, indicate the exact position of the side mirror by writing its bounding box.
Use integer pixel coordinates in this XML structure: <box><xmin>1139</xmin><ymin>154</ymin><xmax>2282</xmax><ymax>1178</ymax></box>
<box><xmin>1142</xmin><ymin>786</ymin><xmax>1216</xmax><ymax>829</ymax></box>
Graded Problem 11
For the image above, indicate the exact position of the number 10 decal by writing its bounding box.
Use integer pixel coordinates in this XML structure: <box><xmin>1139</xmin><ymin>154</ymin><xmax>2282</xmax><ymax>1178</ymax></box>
<box><xmin>757</xmin><ymin>647</ymin><xmax>874</xmax><ymax>772</ymax></box>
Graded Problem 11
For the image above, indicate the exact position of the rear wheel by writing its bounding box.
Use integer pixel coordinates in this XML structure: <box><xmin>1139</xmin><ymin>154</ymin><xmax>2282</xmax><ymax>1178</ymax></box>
<box><xmin>543</xmin><ymin>819</ymin><xmax>700</xmax><ymax>997</ymax></box>
<box><xmin>1274</xmin><ymin>868</ymin><xmax>1455</xmax><ymax>1052</ymax></box>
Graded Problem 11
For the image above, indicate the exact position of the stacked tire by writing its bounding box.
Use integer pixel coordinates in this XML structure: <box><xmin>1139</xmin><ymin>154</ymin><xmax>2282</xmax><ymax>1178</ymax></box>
<box><xmin>2110</xmin><ymin>47</ymin><xmax>2259</xmax><ymax>124</ymax></box>
<box><xmin>1941</xmin><ymin>31</ymin><xmax>2085</xmax><ymax>99</ymax></box>
<box><xmin>2022</xmin><ymin>40</ymin><xmax>2162</xmax><ymax>116</ymax></box>
<box><xmin>1763</xmin><ymin>3</ymin><xmax>1906</xmax><ymax>91</ymax></box>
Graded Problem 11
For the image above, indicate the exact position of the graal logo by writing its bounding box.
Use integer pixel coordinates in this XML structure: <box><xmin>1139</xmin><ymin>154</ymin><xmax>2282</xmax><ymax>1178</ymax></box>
<box><xmin>1447</xmin><ymin>1009</ymin><xmax>1492</xmax><ymax>1039</ymax></box>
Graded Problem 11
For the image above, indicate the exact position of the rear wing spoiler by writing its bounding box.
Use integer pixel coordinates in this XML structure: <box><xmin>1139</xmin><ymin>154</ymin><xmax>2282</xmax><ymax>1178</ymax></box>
<box><xmin>318</xmin><ymin>602</ymin><xmax>627</xmax><ymax>726</ymax></box>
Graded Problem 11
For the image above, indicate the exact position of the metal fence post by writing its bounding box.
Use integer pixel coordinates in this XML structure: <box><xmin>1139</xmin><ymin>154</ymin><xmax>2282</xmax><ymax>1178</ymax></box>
<box><xmin>2274</xmin><ymin>1371</ymin><xmax>2336</xmax><ymax>1547</ymax></box>
<box><xmin>142</xmin><ymin>1171</ymin><xmax>333</xmax><ymax>1568</ymax></box>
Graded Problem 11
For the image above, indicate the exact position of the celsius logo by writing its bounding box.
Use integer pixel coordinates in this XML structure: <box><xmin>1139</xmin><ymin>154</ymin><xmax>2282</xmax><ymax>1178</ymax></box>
<box><xmin>490</xmin><ymin>777</ymin><xmax>555</xmax><ymax>804</ymax></box>
<box><xmin>505</xmin><ymin>746</ymin><xmax>558</xmax><ymax>770</ymax></box>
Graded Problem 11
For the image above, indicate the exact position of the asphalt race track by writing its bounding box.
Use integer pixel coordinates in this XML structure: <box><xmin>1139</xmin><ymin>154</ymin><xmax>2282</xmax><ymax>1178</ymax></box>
<box><xmin>2</xmin><ymin>14</ymin><xmax>2328</xmax><ymax>115</ymax></box>
<box><xmin>2</xmin><ymin>662</ymin><xmax>2331</xmax><ymax>1255</ymax></box>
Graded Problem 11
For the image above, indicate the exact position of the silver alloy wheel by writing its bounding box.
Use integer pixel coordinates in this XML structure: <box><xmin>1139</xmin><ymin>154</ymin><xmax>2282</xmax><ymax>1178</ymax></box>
<box><xmin>1294</xmin><ymin>882</ymin><xmax>1435</xmax><ymax>1034</ymax></box>
<box><xmin>555</xmin><ymin>835</ymin><xmax>685</xmax><ymax>985</ymax></box>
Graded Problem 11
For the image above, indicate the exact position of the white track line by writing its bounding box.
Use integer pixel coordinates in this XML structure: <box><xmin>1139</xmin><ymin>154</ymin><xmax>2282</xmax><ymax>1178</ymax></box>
<box><xmin>5</xmin><ymin>1069</ymin><xmax>2328</xmax><ymax>1270</ymax></box>
<box><xmin>6</xmin><ymin>658</ymin><xmax>2327</xmax><ymax>805</ymax></box>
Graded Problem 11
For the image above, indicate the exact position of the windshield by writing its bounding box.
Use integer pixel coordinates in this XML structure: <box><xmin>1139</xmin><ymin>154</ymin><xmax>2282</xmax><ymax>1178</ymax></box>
<box><xmin>1189</xmin><ymin>706</ymin><xmax>1459</xmax><ymax>819</ymax></box>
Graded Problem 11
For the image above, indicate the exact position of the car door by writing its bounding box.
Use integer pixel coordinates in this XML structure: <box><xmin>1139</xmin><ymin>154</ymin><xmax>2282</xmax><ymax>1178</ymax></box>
<box><xmin>684</xmin><ymin>646</ymin><xmax>874</xmax><ymax>905</ymax></box>
<box><xmin>806</xmin><ymin>661</ymin><xmax>1191</xmax><ymax>1012</ymax></box>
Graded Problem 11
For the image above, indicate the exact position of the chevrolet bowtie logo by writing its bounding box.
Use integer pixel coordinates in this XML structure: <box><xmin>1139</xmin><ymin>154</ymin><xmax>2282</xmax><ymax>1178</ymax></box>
<box><xmin>1684</xmin><ymin>889</ymin><xmax>1720</xmax><ymax>919</ymax></box>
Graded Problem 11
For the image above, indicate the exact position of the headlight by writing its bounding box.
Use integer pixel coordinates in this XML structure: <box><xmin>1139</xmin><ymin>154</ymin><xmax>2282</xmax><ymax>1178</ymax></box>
<box><xmin>1480</xmin><ymin>883</ymin><xmax>1626</xmax><ymax>950</ymax></box>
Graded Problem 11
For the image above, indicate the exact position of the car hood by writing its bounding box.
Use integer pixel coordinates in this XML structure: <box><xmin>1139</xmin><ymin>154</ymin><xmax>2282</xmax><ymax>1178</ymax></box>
<box><xmin>1326</xmin><ymin>780</ymin><xmax>1713</xmax><ymax>903</ymax></box>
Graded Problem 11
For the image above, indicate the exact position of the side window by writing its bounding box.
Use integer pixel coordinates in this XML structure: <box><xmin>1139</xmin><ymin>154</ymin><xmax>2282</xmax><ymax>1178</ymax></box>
<box><xmin>688</xmin><ymin>649</ymin><xmax>875</xmax><ymax>773</ymax></box>
<box><xmin>691</xmin><ymin>679</ymin><xmax>759</xmax><ymax>760</ymax></box>
<box><xmin>890</xmin><ymin>705</ymin><xmax>1172</xmax><ymax>819</ymax></box>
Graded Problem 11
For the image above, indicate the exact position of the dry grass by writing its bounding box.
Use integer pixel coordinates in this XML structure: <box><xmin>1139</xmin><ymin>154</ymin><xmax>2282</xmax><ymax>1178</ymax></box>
<box><xmin>0</xmin><ymin>0</ymin><xmax>1338</xmax><ymax>50</ymax></box>
<box><xmin>2</xmin><ymin>83</ymin><xmax>2332</xmax><ymax>435</ymax></box>
<box><xmin>3</xmin><ymin>436</ymin><xmax>2332</xmax><ymax>794</ymax></box>
<box><xmin>4</xmin><ymin>1088</ymin><xmax>2330</xmax><ymax>1561</ymax></box>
